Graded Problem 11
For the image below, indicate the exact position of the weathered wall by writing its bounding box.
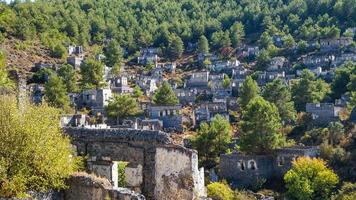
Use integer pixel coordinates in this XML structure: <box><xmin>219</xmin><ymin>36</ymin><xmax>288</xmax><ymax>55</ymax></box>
<box><xmin>64</xmin><ymin>172</ymin><xmax>145</xmax><ymax>200</ymax></box>
<box><xmin>64</xmin><ymin>128</ymin><xmax>205</xmax><ymax>200</ymax></box>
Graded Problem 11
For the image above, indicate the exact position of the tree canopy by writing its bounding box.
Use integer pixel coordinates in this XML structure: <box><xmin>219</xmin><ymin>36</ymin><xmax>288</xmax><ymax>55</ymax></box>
<box><xmin>239</xmin><ymin>96</ymin><xmax>285</xmax><ymax>154</ymax></box>
<box><xmin>238</xmin><ymin>76</ymin><xmax>260</xmax><ymax>110</ymax></box>
<box><xmin>0</xmin><ymin>96</ymin><xmax>80</xmax><ymax>197</ymax></box>
<box><xmin>191</xmin><ymin>115</ymin><xmax>232</xmax><ymax>168</ymax></box>
<box><xmin>262</xmin><ymin>79</ymin><xmax>297</xmax><ymax>123</ymax></box>
<box><xmin>284</xmin><ymin>157</ymin><xmax>339</xmax><ymax>200</ymax></box>
<box><xmin>292</xmin><ymin>69</ymin><xmax>330</xmax><ymax>111</ymax></box>
<box><xmin>152</xmin><ymin>81</ymin><xmax>179</xmax><ymax>106</ymax></box>
<box><xmin>106</xmin><ymin>94</ymin><xmax>142</xmax><ymax>125</ymax></box>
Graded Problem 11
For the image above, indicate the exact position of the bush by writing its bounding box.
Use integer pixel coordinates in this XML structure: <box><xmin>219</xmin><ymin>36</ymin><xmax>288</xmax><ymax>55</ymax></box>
<box><xmin>0</xmin><ymin>96</ymin><xmax>81</xmax><ymax>197</ymax></box>
<box><xmin>51</xmin><ymin>44</ymin><xmax>67</xmax><ymax>58</ymax></box>
<box><xmin>207</xmin><ymin>181</ymin><xmax>234</xmax><ymax>200</ymax></box>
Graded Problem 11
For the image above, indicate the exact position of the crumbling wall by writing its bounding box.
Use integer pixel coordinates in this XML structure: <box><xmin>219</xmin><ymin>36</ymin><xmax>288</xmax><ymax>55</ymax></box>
<box><xmin>64</xmin><ymin>172</ymin><xmax>145</xmax><ymax>200</ymax></box>
<box><xmin>64</xmin><ymin>128</ymin><xmax>205</xmax><ymax>200</ymax></box>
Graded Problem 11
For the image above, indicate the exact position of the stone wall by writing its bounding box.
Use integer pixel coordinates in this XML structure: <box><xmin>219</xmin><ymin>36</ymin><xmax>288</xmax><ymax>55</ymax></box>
<box><xmin>64</xmin><ymin>172</ymin><xmax>145</xmax><ymax>200</ymax></box>
<box><xmin>219</xmin><ymin>147</ymin><xmax>320</xmax><ymax>188</ymax></box>
<box><xmin>64</xmin><ymin>128</ymin><xmax>205</xmax><ymax>200</ymax></box>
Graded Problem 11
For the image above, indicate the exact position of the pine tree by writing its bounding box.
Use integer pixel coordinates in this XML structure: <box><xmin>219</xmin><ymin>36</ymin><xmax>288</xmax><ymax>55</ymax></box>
<box><xmin>57</xmin><ymin>64</ymin><xmax>78</xmax><ymax>93</ymax></box>
<box><xmin>44</xmin><ymin>74</ymin><xmax>70</xmax><ymax>110</ymax></box>
<box><xmin>262</xmin><ymin>79</ymin><xmax>297</xmax><ymax>123</ymax></box>
<box><xmin>106</xmin><ymin>94</ymin><xmax>142</xmax><ymax>124</ymax></box>
<box><xmin>197</xmin><ymin>35</ymin><xmax>209</xmax><ymax>54</ymax></box>
<box><xmin>152</xmin><ymin>81</ymin><xmax>179</xmax><ymax>105</ymax></box>
<box><xmin>80</xmin><ymin>58</ymin><xmax>105</xmax><ymax>89</ymax></box>
<box><xmin>166</xmin><ymin>34</ymin><xmax>184</xmax><ymax>60</ymax></box>
<box><xmin>238</xmin><ymin>76</ymin><xmax>260</xmax><ymax>110</ymax></box>
<box><xmin>239</xmin><ymin>96</ymin><xmax>285</xmax><ymax>154</ymax></box>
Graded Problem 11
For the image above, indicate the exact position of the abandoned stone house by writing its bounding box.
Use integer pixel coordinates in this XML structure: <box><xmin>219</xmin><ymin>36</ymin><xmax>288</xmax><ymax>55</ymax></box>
<box><xmin>60</xmin><ymin>114</ymin><xmax>88</xmax><ymax>127</ymax></box>
<box><xmin>67</xmin><ymin>55</ymin><xmax>84</xmax><ymax>70</ymax></box>
<box><xmin>148</xmin><ymin>105</ymin><xmax>183</xmax><ymax>132</ymax></box>
<box><xmin>301</xmin><ymin>53</ymin><xmax>334</xmax><ymax>68</ymax></box>
<box><xmin>306</xmin><ymin>103</ymin><xmax>341</xmax><ymax>125</ymax></box>
<box><xmin>186</xmin><ymin>71</ymin><xmax>210</xmax><ymax>88</ymax></box>
<box><xmin>219</xmin><ymin>146</ymin><xmax>320</xmax><ymax>188</ymax></box>
<box><xmin>64</xmin><ymin>128</ymin><xmax>206</xmax><ymax>200</ymax></box>
<box><xmin>194</xmin><ymin>102</ymin><xmax>229</xmax><ymax>125</ymax></box>
<box><xmin>137</xmin><ymin>76</ymin><xmax>160</xmax><ymax>96</ymax></box>
<box><xmin>137</xmin><ymin>48</ymin><xmax>160</xmax><ymax>65</ymax></box>
<box><xmin>296</xmin><ymin>66</ymin><xmax>323</xmax><ymax>77</ymax></box>
<box><xmin>110</xmin><ymin>75</ymin><xmax>133</xmax><ymax>94</ymax></box>
<box><xmin>331</xmin><ymin>53</ymin><xmax>356</xmax><ymax>67</ymax></box>
<box><xmin>320</xmin><ymin>37</ymin><xmax>353</xmax><ymax>51</ymax></box>
<box><xmin>175</xmin><ymin>89</ymin><xmax>196</xmax><ymax>105</ymax></box>
<box><xmin>231</xmin><ymin>78</ymin><xmax>246</xmax><ymax>97</ymax></box>
<box><xmin>208</xmin><ymin>60</ymin><xmax>240</xmax><ymax>73</ymax></box>
<box><xmin>68</xmin><ymin>45</ymin><xmax>84</xmax><ymax>55</ymax></box>
<box><xmin>266</xmin><ymin>57</ymin><xmax>288</xmax><ymax>72</ymax></box>
<box><xmin>71</xmin><ymin>89</ymin><xmax>112</xmax><ymax>114</ymax></box>
<box><xmin>256</xmin><ymin>71</ymin><xmax>285</xmax><ymax>86</ymax></box>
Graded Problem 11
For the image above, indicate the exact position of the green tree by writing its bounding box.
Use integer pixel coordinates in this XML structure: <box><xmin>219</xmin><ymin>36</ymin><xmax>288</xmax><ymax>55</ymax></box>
<box><xmin>222</xmin><ymin>74</ymin><xmax>231</xmax><ymax>89</ymax></box>
<box><xmin>238</xmin><ymin>76</ymin><xmax>260</xmax><ymax>110</ymax></box>
<box><xmin>132</xmin><ymin>85</ymin><xmax>144</xmax><ymax>98</ymax></box>
<box><xmin>284</xmin><ymin>157</ymin><xmax>339</xmax><ymax>200</ymax></box>
<box><xmin>166</xmin><ymin>34</ymin><xmax>184</xmax><ymax>60</ymax></box>
<box><xmin>197</xmin><ymin>35</ymin><xmax>209</xmax><ymax>54</ymax></box>
<box><xmin>331</xmin><ymin>62</ymin><xmax>355</xmax><ymax>99</ymax></box>
<box><xmin>292</xmin><ymin>70</ymin><xmax>330</xmax><ymax>111</ymax></box>
<box><xmin>106</xmin><ymin>94</ymin><xmax>142</xmax><ymax>125</ymax></box>
<box><xmin>51</xmin><ymin>44</ymin><xmax>67</xmax><ymax>59</ymax></box>
<box><xmin>104</xmin><ymin>40</ymin><xmax>123</xmax><ymax>75</ymax></box>
<box><xmin>152</xmin><ymin>81</ymin><xmax>179</xmax><ymax>106</ymax></box>
<box><xmin>239</xmin><ymin>97</ymin><xmax>284</xmax><ymax>154</ymax></box>
<box><xmin>259</xmin><ymin>32</ymin><xmax>273</xmax><ymax>49</ymax></box>
<box><xmin>207</xmin><ymin>181</ymin><xmax>234</xmax><ymax>200</ymax></box>
<box><xmin>57</xmin><ymin>64</ymin><xmax>78</xmax><ymax>93</ymax></box>
<box><xmin>0</xmin><ymin>96</ymin><xmax>81</xmax><ymax>197</ymax></box>
<box><xmin>283</xmin><ymin>34</ymin><xmax>296</xmax><ymax>48</ymax></box>
<box><xmin>44</xmin><ymin>74</ymin><xmax>70</xmax><ymax>110</ymax></box>
<box><xmin>256</xmin><ymin>49</ymin><xmax>271</xmax><ymax>70</ymax></box>
<box><xmin>335</xmin><ymin>182</ymin><xmax>356</xmax><ymax>200</ymax></box>
<box><xmin>80</xmin><ymin>58</ymin><xmax>105</xmax><ymax>89</ymax></box>
<box><xmin>230</xmin><ymin>22</ymin><xmax>245</xmax><ymax>48</ymax></box>
<box><xmin>191</xmin><ymin>115</ymin><xmax>232</xmax><ymax>167</ymax></box>
<box><xmin>262</xmin><ymin>79</ymin><xmax>297</xmax><ymax>123</ymax></box>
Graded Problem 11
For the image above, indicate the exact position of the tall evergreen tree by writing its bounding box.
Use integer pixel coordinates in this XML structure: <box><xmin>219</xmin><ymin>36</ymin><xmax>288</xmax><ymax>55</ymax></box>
<box><xmin>292</xmin><ymin>70</ymin><xmax>330</xmax><ymax>111</ymax></box>
<box><xmin>104</xmin><ymin>40</ymin><xmax>123</xmax><ymax>75</ymax></box>
<box><xmin>197</xmin><ymin>35</ymin><xmax>209</xmax><ymax>54</ymax></box>
<box><xmin>166</xmin><ymin>34</ymin><xmax>184</xmax><ymax>60</ymax></box>
<box><xmin>239</xmin><ymin>96</ymin><xmax>285</xmax><ymax>154</ymax></box>
<box><xmin>230</xmin><ymin>22</ymin><xmax>245</xmax><ymax>48</ymax></box>
<box><xmin>152</xmin><ymin>81</ymin><xmax>179</xmax><ymax>105</ymax></box>
<box><xmin>57</xmin><ymin>64</ymin><xmax>78</xmax><ymax>93</ymax></box>
<box><xmin>262</xmin><ymin>79</ymin><xmax>297</xmax><ymax>123</ymax></box>
<box><xmin>238</xmin><ymin>76</ymin><xmax>260</xmax><ymax>110</ymax></box>
<box><xmin>106</xmin><ymin>94</ymin><xmax>142</xmax><ymax>124</ymax></box>
<box><xmin>80</xmin><ymin>58</ymin><xmax>105</xmax><ymax>89</ymax></box>
<box><xmin>44</xmin><ymin>74</ymin><xmax>70</xmax><ymax>110</ymax></box>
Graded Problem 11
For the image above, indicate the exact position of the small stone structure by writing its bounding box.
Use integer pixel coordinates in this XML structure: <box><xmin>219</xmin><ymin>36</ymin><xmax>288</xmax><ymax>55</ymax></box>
<box><xmin>64</xmin><ymin>128</ymin><xmax>206</xmax><ymax>200</ymax></box>
<box><xmin>219</xmin><ymin>146</ymin><xmax>320</xmax><ymax>188</ymax></box>
<box><xmin>65</xmin><ymin>172</ymin><xmax>145</xmax><ymax>200</ymax></box>
<box><xmin>149</xmin><ymin>105</ymin><xmax>183</xmax><ymax>132</ymax></box>
<box><xmin>306</xmin><ymin>103</ymin><xmax>341</xmax><ymax>125</ymax></box>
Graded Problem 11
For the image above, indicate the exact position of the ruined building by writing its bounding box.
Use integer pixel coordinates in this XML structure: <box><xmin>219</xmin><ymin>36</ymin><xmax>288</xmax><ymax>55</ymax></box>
<box><xmin>64</xmin><ymin>128</ymin><xmax>206</xmax><ymax>200</ymax></box>
<box><xmin>219</xmin><ymin>146</ymin><xmax>320</xmax><ymax>188</ymax></box>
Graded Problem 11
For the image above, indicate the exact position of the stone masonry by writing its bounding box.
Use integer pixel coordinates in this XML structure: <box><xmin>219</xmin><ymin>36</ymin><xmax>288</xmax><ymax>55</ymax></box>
<box><xmin>64</xmin><ymin>128</ymin><xmax>206</xmax><ymax>200</ymax></box>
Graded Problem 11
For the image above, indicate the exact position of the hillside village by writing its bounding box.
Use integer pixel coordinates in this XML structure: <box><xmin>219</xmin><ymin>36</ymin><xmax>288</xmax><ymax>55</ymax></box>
<box><xmin>0</xmin><ymin>0</ymin><xmax>356</xmax><ymax>200</ymax></box>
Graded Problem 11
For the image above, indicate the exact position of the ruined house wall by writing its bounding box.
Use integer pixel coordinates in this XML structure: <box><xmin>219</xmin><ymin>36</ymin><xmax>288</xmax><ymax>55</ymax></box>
<box><xmin>154</xmin><ymin>146</ymin><xmax>205</xmax><ymax>200</ymax></box>
<box><xmin>64</xmin><ymin>128</ymin><xmax>205</xmax><ymax>200</ymax></box>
